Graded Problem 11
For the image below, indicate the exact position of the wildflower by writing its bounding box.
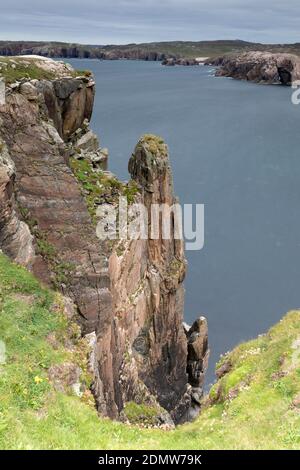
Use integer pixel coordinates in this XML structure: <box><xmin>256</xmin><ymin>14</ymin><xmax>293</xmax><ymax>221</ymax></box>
<box><xmin>34</xmin><ymin>376</ymin><xmax>43</xmax><ymax>384</ymax></box>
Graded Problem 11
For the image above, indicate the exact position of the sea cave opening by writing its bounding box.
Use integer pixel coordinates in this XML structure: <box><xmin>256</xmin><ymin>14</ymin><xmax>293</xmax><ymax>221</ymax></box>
<box><xmin>278</xmin><ymin>67</ymin><xmax>292</xmax><ymax>85</ymax></box>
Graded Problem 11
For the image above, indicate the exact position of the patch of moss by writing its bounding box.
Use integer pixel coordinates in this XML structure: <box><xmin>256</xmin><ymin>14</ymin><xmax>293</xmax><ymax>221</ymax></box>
<box><xmin>123</xmin><ymin>180</ymin><xmax>139</xmax><ymax>204</ymax></box>
<box><xmin>36</xmin><ymin>239</ymin><xmax>56</xmax><ymax>259</ymax></box>
<box><xmin>52</xmin><ymin>262</ymin><xmax>76</xmax><ymax>288</ymax></box>
<box><xmin>138</xmin><ymin>134</ymin><xmax>168</xmax><ymax>158</ymax></box>
<box><xmin>115</xmin><ymin>242</ymin><xmax>126</xmax><ymax>257</ymax></box>
<box><xmin>123</xmin><ymin>401</ymin><xmax>161</xmax><ymax>426</ymax></box>
<box><xmin>18</xmin><ymin>205</ymin><xmax>75</xmax><ymax>288</ymax></box>
<box><xmin>74</xmin><ymin>70</ymin><xmax>93</xmax><ymax>78</ymax></box>
<box><xmin>209</xmin><ymin>383</ymin><xmax>220</xmax><ymax>402</ymax></box>
<box><xmin>221</xmin><ymin>364</ymin><xmax>252</xmax><ymax>397</ymax></box>
<box><xmin>69</xmin><ymin>157</ymin><xmax>140</xmax><ymax>222</ymax></box>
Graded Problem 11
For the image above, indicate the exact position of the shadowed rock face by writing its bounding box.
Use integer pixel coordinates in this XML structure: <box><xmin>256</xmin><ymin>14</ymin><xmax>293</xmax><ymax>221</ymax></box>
<box><xmin>0</xmin><ymin>138</ymin><xmax>34</xmax><ymax>266</ymax></box>
<box><xmin>0</xmin><ymin>73</ymin><xmax>111</xmax><ymax>334</ymax></box>
<box><xmin>209</xmin><ymin>51</ymin><xmax>300</xmax><ymax>85</ymax></box>
<box><xmin>104</xmin><ymin>136</ymin><xmax>190</xmax><ymax>422</ymax></box>
<box><xmin>0</xmin><ymin>43</ymin><xmax>170</xmax><ymax>61</ymax></box>
<box><xmin>0</xmin><ymin>59</ymin><xmax>208</xmax><ymax>424</ymax></box>
<box><xmin>36</xmin><ymin>77</ymin><xmax>95</xmax><ymax>139</ymax></box>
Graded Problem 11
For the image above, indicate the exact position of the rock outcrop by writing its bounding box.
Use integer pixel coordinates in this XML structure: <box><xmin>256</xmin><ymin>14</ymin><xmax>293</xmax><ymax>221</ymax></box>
<box><xmin>103</xmin><ymin>135</ymin><xmax>192</xmax><ymax>422</ymax></box>
<box><xmin>0</xmin><ymin>57</ymin><xmax>208</xmax><ymax>425</ymax></box>
<box><xmin>185</xmin><ymin>317</ymin><xmax>209</xmax><ymax>421</ymax></box>
<box><xmin>209</xmin><ymin>51</ymin><xmax>300</xmax><ymax>85</ymax></box>
<box><xmin>162</xmin><ymin>58</ymin><xmax>199</xmax><ymax>66</ymax></box>
<box><xmin>0</xmin><ymin>61</ymin><xmax>111</xmax><ymax>334</ymax></box>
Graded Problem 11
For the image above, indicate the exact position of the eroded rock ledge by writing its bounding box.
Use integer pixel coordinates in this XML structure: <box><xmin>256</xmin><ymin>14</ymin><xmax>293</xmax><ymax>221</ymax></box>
<box><xmin>0</xmin><ymin>57</ymin><xmax>208</xmax><ymax>425</ymax></box>
<box><xmin>208</xmin><ymin>51</ymin><xmax>300</xmax><ymax>85</ymax></box>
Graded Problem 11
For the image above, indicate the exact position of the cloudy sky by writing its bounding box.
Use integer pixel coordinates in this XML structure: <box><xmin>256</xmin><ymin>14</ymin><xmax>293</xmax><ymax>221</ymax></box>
<box><xmin>1</xmin><ymin>0</ymin><xmax>300</xmax><ymax>45</ymax></box>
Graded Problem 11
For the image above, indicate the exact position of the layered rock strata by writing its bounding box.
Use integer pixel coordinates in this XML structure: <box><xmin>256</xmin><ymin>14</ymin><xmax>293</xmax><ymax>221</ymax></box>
<box><xmin>0</xmin><ymin>57</ymin><xmax>208</xmax><ymax>424</ymax></box>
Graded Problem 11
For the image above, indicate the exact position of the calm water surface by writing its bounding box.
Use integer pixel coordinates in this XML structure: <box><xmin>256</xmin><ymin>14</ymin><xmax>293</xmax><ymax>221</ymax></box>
<box><xmin>69</xmin><ymin>59</ymin><xmax>300</xmax><ymax>385</ymax></box>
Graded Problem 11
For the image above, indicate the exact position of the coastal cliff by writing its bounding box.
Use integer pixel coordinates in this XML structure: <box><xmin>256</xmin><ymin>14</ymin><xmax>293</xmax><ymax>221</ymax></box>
<box><xmin>3</xmin><ymin>39</ymin><xmax>300</xmax><ymax>63</ymax></box>
<box><xmin>0</xmin><ymin>42</ymin><xmax>172</xmax><ymax>61</ymax></box>
<box><xmin>208</xmin><ymin>51</ymin><xmax>300</xmax><ymax>85</ymax></box>
<box><xmin>1</xmin><ymin>253</ymin><xmax>299</xmax><ymax>449</ymax></box>
<box><xmin>1</xmin><ymin>56</ymin><xmax>300</xmax><ymax>450</ymax></box>
<box><xmin>0</xmin><ymin>56</ymin><xmax>208</xmax><ymax>425</ymax></box>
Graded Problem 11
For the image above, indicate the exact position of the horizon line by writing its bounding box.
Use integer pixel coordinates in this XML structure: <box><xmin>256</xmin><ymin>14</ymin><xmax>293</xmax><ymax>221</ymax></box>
<box><xmin>1</xmin><ymin>38</ymin><xmax>300</xmax><ymax>48</ymax></box>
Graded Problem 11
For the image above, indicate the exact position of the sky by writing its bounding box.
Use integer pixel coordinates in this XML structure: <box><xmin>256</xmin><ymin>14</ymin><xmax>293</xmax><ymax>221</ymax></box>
<box><xmin>0</xmin><ymin>0</ymin><xmax>300</xmax><ymax>45</ymax></box>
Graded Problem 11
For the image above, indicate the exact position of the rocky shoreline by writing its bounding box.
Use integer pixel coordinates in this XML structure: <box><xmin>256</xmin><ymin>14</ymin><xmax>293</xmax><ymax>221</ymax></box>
<box><xmin>162</xmin><ymin>58</ymin><xmax>202</xmax><ymax>66</ymax></box>
<box><xmin>207</xmin><ymin>51</ymin><xmax>300</xmax><ymax>85</ymax></box>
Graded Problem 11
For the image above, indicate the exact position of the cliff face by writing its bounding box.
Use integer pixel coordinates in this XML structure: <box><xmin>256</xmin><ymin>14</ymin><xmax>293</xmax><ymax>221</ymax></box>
<box><xmin>0</xmin><ymin>57</ymin><xmax>208</xmax><ymax>425</ymax></box>
<box><xmin>4</xmin><ymin>39</ymin><xmax>300</xmax><ymax>63</ymax></box>
<box><xmin>0</xmin><ymin>42</ymin><xmax>171</xmax><ymax>61</ymax></box>
<box><xmin>0</xmin><ymin>139</ymin><xmax>34</xmax><ymax>266</ymax></box>
<box><xmin>208</xmin><ymin>51</ymin><xmax>300</xmax><ymax>85</ymax></box>
<box><xmin>0</xmin><ymin>64</ymin><xmax>111</xmax><ymax>335</ymax></box>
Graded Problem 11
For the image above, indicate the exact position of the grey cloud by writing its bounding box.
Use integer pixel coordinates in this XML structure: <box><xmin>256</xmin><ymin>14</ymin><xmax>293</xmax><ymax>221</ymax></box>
<box><xmin>0</xmin><ymin>0</ymin><xmax>299</xmax><ymax>44</ymax></box>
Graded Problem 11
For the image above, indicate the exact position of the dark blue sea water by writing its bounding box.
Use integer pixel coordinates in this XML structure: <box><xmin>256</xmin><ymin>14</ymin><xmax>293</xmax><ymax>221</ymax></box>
<box><xmin>68</xmin><ymin>59</ymin><xmax>300</xmax><ymax>386</ymax></box>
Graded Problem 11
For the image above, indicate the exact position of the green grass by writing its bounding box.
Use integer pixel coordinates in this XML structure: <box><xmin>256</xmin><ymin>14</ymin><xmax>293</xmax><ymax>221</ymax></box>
<box><xmin>0</xmin><ymin>57</ymin><xmax>56</xmax><ymax>83</ymax></box>
<box><xmin>69</xmin><ymin>157</ymin><xmax>139</xmax><ymax>221</ymax></box>
<box><xmin>0</xmin><ymin>56</ymin><xmax>91</xmax><ymax>84</ymax></box>
<box><xmin>1</xmin><ymin>252</ymin><xmax>300</xmax><ymax>449</ymax></box>
<box><xmin>122</xmin><ymin>402</ymin><xmax>163</xmax><ymax>426</ymax></box>
<box><xmin>138</xmin><ymin>134</ymin><xmax>168</xmax><ymax>156</ymax></box>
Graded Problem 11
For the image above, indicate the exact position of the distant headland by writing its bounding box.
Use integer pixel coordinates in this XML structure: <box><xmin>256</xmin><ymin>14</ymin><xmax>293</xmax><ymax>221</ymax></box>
<box><xmin>1</xmin><ymin>39</ymin><xmax>300</xmax><ymax>62</ymax></box>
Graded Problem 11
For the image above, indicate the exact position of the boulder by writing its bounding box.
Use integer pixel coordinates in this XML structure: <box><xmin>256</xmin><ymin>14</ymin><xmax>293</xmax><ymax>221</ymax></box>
<box><xmin>76</xmin><ymin>130</ymin><xmax>99</xmax><ymax>152</ymax></box>
<box><xmin>19</xmin><ymin>81</ymin><xmax>38</xmax><ymax>101</ymax></box>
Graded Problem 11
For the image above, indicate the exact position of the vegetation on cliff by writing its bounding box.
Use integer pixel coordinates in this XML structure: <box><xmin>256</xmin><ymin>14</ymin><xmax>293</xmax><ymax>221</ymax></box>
<box><xmin>1</xmin><ymin>252</ymin><xmax>299</xmax><ymax>449</ymax></box>
<box><xmin>0</xmin><ymin>56</ymin><xmax>91</xmax><ymax>83</ymax></box>
<box><xmin>69</xmin><ymin>157</ymin><xmax>139</xmax><ymax>221</ymax></box>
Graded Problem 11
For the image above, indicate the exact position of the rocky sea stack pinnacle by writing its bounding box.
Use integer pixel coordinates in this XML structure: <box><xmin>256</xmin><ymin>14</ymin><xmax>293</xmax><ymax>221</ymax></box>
<box><xmin>0</xmin><ymin>56</ymin><xmax>208</xmax><ymax>426</ymax></box>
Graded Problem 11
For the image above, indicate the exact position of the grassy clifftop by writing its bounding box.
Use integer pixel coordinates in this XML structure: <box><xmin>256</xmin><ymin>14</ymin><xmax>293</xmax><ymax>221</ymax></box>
<box><xmin>0</xmin><ymin>56</ymin><xmax>91</xmax><ymax>83</ymax></box>
<box><xmin>0</xmin><ymin>252</ymin><xmax>300</xmax><ymax>449</ymax></box>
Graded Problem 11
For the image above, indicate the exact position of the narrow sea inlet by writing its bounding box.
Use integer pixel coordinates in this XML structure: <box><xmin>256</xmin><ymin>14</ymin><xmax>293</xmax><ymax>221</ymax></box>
<box><xmin>68</xmin><ymin>58</ymin><xmax>300</xmax><ymax>385</ymax></box>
